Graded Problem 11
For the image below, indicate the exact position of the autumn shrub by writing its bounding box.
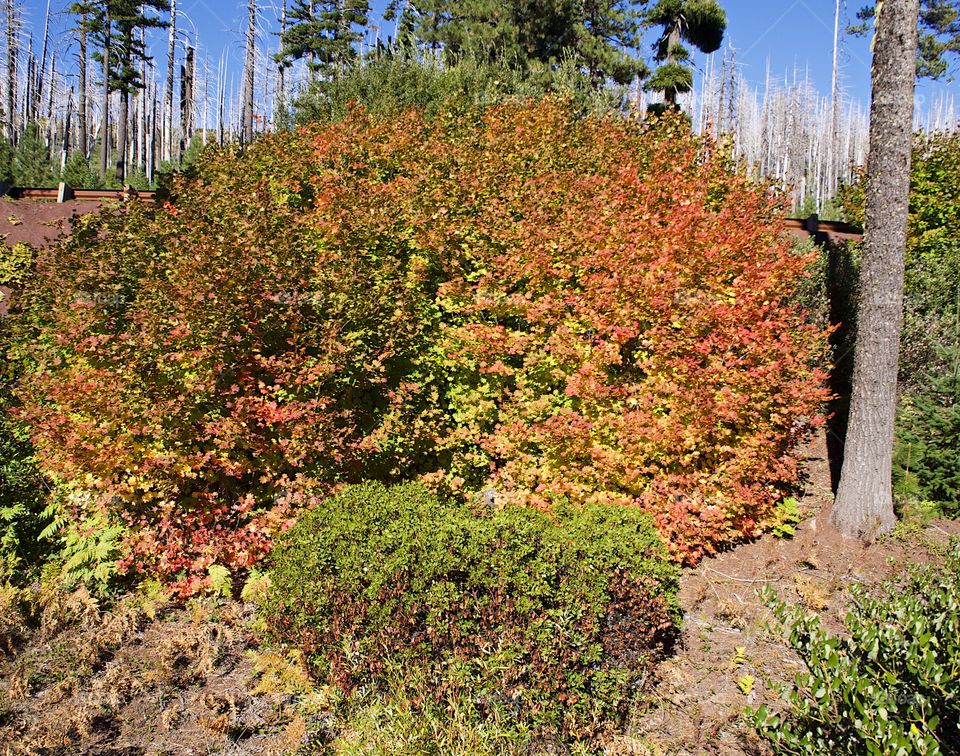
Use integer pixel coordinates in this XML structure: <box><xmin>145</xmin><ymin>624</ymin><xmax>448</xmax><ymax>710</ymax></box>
<box><xmin>262</xmin><ymin>481</ymin><xmax>679</xmax><ymax>743</ymax></box>
<box><xmin>14</xmin><ymin>100</ymin><xmax>829</xmax><ymax>592</ymax></box>
<box><xmin>751</xmin><ymin>542</ymin><xmax>960</xmax><ymax>755</ymax></box>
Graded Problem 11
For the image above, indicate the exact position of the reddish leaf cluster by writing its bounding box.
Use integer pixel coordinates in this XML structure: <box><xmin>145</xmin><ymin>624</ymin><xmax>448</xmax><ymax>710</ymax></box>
<box><xmin>14</xmin><ymin>100</ymin><xmax>829</xmax><ymax>590</ymax></box>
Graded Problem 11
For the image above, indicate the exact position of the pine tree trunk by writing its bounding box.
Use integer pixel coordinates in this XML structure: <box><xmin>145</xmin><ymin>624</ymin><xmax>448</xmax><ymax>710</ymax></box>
<box><xmin>241</xmin><ymin>0</ymin><xmax>255</xmax><ymax>144</ymax></box>
<box><xmin>664</xmin><ymin>23</ymin><xmax>681</xmax><ymax>105</ymax></box>
<box><xmin>831</xmin><ymin>0</ymin><xmax>920</xmax><ymax>539</ymax></box>
<box><xmin>182</xmin><ymin>46</ymin><xmax>194</xmax><ymax>150</ymax></box>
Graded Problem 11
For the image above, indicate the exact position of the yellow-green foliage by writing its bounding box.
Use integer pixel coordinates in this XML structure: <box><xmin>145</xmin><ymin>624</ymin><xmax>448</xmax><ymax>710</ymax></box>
<box><xmin>0</xmin><ymin>242</ymin><xmax>32</xmax><ymax>287</ymax></box>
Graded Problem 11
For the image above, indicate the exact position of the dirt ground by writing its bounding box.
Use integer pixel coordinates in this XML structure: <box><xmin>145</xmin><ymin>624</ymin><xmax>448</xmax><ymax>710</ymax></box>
<box><xmin>621</xmin><ymin>432</ymin><xmax>960</xmax><ymax>755</ymax></box>
<box><xmin>0</xmin><ymin>197</ymin><xmax>106</xmax><ymax>250</ymax></box>
<box><xmin>0</xmin><ymin>431</ymin><xmax>955</xmax><ymax>755</ymax></box>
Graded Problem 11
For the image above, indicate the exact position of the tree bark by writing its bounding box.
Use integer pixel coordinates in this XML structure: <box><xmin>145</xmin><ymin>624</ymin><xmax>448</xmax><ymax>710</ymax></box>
<box><xmin>99</xmin><ymin>9</ymin><xmax>110</xmax><ymax>177</ymax></box>
<box><xmin>277</xmin><ymin>0</ymin><xmax>286</xmax><ymax>123</ymax></box>
<box><xmin>241</xmin><ymin>0</ymin><xmax>255</xmax><ymax>144</ymax></box>
<box><xmin>78</xmin><ymin>23</ymin><xmax>88</xmax><ymax>156</ymax></box>
<box><xmin>164</xmin><ymin>0</ymin><xmax>175</xmax><ymax>162</ymax></box>
<box><xmin>35</xmin><ymin>0</ymin><xmax>51</xmax><ymax>122</ymax></box>
<box><xmin>664</xmin><ymin>22</ymin><xmax>681</xmax><ymax>105</ymax></box>
<box><xmin>4</xmin><ymin>0</ymin><xmax>15</xmax><ymax>144</ymax></box>
<box><xmin>831</xmin><ymin>0</ymin><xmax>919</xmax><ymax>539</ymax></box>
<box><xmin>115</xmin><ymin>85</ymin><xmax>127</xmax><ymax>183</ymax></box>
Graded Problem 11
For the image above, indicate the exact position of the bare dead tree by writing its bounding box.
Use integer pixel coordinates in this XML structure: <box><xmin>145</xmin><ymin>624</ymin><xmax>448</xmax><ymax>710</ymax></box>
<box><xmin>2</xmin><ymin>0</ymin><xmax>15</xmax><ymax>142</ymax></box>
<box><xmin>241</xmin><ymin>0</ymin><xmax>255</xmax><ymax>144</ymax></box>
<box><xmin>179</xmin><ymin>44</ymin><xmax>194</xmax><ymax>153</ymax></box>
<box><xmin>78</xmin><ymin>17</ymin><xmax>88</xmax><ymax>156</ymax></box>
<box><xmin>99</xmin><ymin>9</ymin><xmax>110</xmax><ymax>177</ymax></box>
<box><xmin>35</xmin><ymin>0</ymin><xmax>51</xmax><ymax>122</ymax></box>
<box><xmin>164</xmin><ymin>0</ymin><xmax>175</xmax><ymax>161</ymax></box>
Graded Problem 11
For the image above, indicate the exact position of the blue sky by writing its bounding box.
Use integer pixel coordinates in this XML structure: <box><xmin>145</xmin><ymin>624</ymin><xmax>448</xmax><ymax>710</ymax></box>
<box><xmin>34</xmin><ymin>0</ymin><xmax>958</xmax><ymax>113</ymax></box>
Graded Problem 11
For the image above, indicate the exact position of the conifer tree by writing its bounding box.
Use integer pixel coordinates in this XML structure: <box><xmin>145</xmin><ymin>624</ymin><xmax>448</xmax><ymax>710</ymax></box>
<box><xmin>646</xmin><ymin>0</ymin><xmax>726</xmax><ymax>106</ymax></box>
<box><xmin>852</xmin><ymin>1</ymin><xmax>959</xmax><ymax>78</ymax></box>
<box><xmin>72</xmin><ymin>0</ymin><xmax>168</xmax><ymax>181</ymax></box>
<box><xmin>0</xmin><ymin>138</ymin><xmax>12</xmax><ymax>184</ymax></box>
<box><xmin>385</xmin><ymin>0</ymin><xmax>647</xmax><ymax>85</ymax></box>
<box><xmin>61</xmin><ymin>150</ymin><xmax>104</xmax><ymax>188</ymax></box>
<box><xmin>278</xmin><ymin>0</ymin><xmax>370</xmax><ymax>80</ymax></box>
<box><xmin>13</xmin><ymin>121</ymin><xmax>55</xmax><ymax>186</ymax></box>
<box><xmin>571</xmin><ymin>0</ymin><xmax>648</xmax><ymax>84</ymax></box>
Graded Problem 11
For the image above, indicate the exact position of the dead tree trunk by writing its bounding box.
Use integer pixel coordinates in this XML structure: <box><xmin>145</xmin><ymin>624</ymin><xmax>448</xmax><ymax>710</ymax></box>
<box><xmin>115</xmin><ymin>83</ymin><xmax>128</xmax><ymax>182</ymax></box>
<box><xmin>164</xmin><ymin>0</ymin><xmax>176</xmax><ymax>161</ymax></box>
<box><xmin>831</xmin><ymin>0</ymin><xmax>920</xmax><ymax>539</ymax></box>
<box><xmin>179</xmin><ymin>45</ymin><xmax>194</xmax><ymax>154</ymax></box>
<box><xmin>35</xmin><ymin>0</ymin><xmax>51</xmax><ymax>122</ymax></box>
<box><xmin>78</xmin><ymin>22</ymin><xmax>88</xmax><ymax>156</ymax></box>
<box><xmin>99</xmin><ymin>10</ymin><xmax>110</xmax><ymax>177</ymax></box>
<box><xmin>2</xmin><ymin>0</ymin><xmax>13</xmax><ymax>142</ymax></box>
<box><xmin>277</xmin><ymin>0</ymin><xmax>286</xmax><ymax>123</ymax></box>
<box><xmin>240</xmin><ymin>0</ymin><xmax>255</xmax><ymax>144</ymax></box>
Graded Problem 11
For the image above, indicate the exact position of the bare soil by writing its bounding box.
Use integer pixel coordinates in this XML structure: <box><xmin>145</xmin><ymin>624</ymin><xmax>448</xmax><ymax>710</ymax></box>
<box><xmin>1</xmin><ymin>431</ymin><xmax>955</xmax><ymax>755</ymax></box>
<box><xmin>0</xmin><ymin>197</ymin><xmax>106</xmax><ymax>250</ymax></box>
<box><xmin>619</xmin><ymin>432</ymin><xmax>960</xmax><ymax>755</ymax></box>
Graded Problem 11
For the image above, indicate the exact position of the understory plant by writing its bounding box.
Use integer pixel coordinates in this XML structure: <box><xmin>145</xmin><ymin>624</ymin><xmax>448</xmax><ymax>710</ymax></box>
<box><xmin>13</xmin><ymin>99</ymin><xmax>829</xmax><ymax>592</ymax></box>
<box><xmin>751</xmin><ymin>543</ymin><xmax>960</xmax><ymax>755</ymax></box>
<box><xmin>262</xmin><ymin>481</ymin><xmax>679</xmax><ymax>744</ymax></box>
<box><xmin>893</xmin><ymin>346</ymin><xmax>960</xmax><ymax>516</ymax></box>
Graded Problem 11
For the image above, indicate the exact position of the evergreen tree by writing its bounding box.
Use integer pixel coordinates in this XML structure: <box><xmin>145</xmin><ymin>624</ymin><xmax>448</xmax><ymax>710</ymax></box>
<box><xmin>61</xmin><ymin>151</ymin><xmax>104</xmax><ymax>189</ymax></box>
<box><xmin>894</xmin><ymin>347</ymin><xmax>960</xmax><ymax>515</ymax></box>
<box><xmin>278</xmin><ymin>0</ymin><xmax>370</xmax><ymax>80</ymax></box>
<box><xmin>645</xmin><ymin>0</ymin><xmax>726</xmax><ymax>105</ymax></box>
<box><xmin>572</xmin><ymin>0</ymin><xmax>647</xmax><ymax>85</ymax></box>
<box><xmin>13</xmin><ymin>122</ymin><xmax>55</xmax><ymax>187</ymax></box>
<box><xmin>0</xmin><ymin>137</ymin><xmax>12</xmax><ymax>184</ymax></box>
<box><xmin>385</xmin><ymin>0</ymin><xmax>647</xmax><ymax>85</ymax></box>
<box><xmin>852</xmin><ymin>1</ymin><xmax>960</xmax><ymax>79</ymax></box>
<box><xmin>73</xmin><ymin>0</ymin><xmax>168</xmax><ymax>181</ymax></box>
<box><xmin>108</xmin><ymin>0</ymin><xmax>169</xmax><ymax>181</ymax></box>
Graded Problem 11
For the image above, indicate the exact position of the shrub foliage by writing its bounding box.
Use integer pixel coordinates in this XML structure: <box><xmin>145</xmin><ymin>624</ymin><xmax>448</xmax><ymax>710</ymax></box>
<box><xmin>262</xmin><ymin>481</ymin><xmax>679</xmax><ymax>741</ymax></box>
<box><xmin>752</xmin><ymin>544</ymin><xmax>960</xmax><ymax>755</ymax></box>
<box><xmin>13</xmin><ymin>100</ymin><xmax>829</xmax><ymax>590</ymax></box>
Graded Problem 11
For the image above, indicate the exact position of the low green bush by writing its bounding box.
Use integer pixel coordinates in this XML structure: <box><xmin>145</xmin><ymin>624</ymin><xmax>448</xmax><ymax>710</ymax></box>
<box><xmin>262</xmin><ymin>481</ymin><xmax>679</xmax><ymax>743</ymax></box>
<box><xmin>0</xmin><ymin>242</ymin><xmax>53</xmax><ymax>584</ymax></box>
<box><xmin>894</xmin><ymin>347</ymin><xmax>960</xmax><ymax>516</ymax></box>
<box><xmin>751</xmin><ymin>543</ymin><xmax>960</xmax><ymax>755</ymax></box>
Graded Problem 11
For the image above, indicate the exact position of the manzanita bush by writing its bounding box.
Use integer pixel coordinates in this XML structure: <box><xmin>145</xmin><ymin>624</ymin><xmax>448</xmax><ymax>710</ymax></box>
<box><xmin>13</xmin><ymin>100</ymin><xmax>829</xmax><ymax>592</ymax></box>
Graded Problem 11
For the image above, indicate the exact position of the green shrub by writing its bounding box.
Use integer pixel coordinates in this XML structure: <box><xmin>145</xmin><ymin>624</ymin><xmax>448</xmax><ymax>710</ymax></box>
<box><xmin>894</xmin><ymin>347</ymin><xmax>960</xmax><ymax>516</ymax></box>
<box><xmin>751</xmin><ymin>543</ymin><xmax>960</xmax><ymax>755</ymax></box>
<box><xmin>0</xmin><ymin>242</ymin><xmax>53</xmax><ymax>584</ymax></box>
<box><xmin>262</xmin><ymin>481</ymin><xmax>679</xmax><ymax>743</ymax></box>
